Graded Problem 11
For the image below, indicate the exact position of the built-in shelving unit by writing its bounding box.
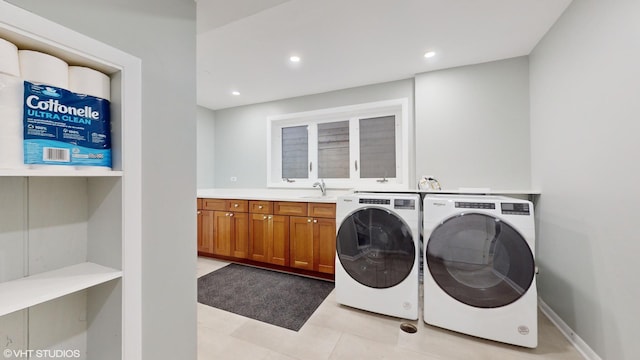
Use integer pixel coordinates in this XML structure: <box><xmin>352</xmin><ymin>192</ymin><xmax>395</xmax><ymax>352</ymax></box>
<box><xmin>0</xmin><ymin>3</ymin><xmax>141</xmax><ymax>359</ymax></box>
<box><xmin>0</xmin><ymin>169</ymin><xmax>123</xmax><ymax>177</ymax></box>
<box><xmin>0</xmin><ymin>262</ymin><xmax>122</xmax><ymax>317</ymax></box>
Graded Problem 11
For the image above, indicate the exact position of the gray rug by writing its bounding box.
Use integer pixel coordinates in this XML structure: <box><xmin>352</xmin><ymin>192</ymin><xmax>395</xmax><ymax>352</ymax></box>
<box><xmin>197</xmin><ymin>264</ymin><xmax>334</xmax><ymax>331</ymax></box>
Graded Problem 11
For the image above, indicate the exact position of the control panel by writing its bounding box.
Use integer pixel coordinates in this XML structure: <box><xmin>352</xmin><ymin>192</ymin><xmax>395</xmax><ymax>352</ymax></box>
<box><xmin>394</xmin><ymin>199</ymin><xmax>416</xmax><ymax>210</ymax></box>
<box><xmin>455</xmin><ymin>202</ymin><xmax>496</xmax><ymax>210</ymax></box>
<box><xmin>359</xmin><ymin>198</ymin><xmax>390</xmax><ymax>205</ymax></box>
<box><xmin>358</xmin><ymin>198</ymin><xmax>416</xmax><ymax>210</ymax></box>
<box><xmin>501</xmin><ymin>202</ymin><xmax>530</xmax><ymax>215</ymax></box>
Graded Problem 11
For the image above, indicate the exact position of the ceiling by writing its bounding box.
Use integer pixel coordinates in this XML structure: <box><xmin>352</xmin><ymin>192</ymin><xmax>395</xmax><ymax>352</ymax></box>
<box><xmin>197</xmin><ymin>0</ymin><xmax>572</xmax><ymax>110</ymax></box>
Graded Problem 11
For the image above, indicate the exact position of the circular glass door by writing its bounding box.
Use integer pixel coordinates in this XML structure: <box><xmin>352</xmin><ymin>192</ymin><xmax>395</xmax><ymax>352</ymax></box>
<box><xmin>337</xmin><ymin>208</ymin><xmax>416</xmax><ymax>289</ymax></box>
<box><xmin>426</xmin><ymin>213</ymin><xmax>534</xmax><ymax>308</ymax></box>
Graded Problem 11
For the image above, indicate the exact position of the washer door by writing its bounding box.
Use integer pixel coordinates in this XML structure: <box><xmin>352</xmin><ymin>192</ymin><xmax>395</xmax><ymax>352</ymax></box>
<box><xmin>426</xmin><ymin>213</ymin><xmax>534</xmax><ymax>308</ymax></box>
<box><xmin>337</xmin><ymin>208</ymin><xmax>416</xmax><ymax>289</ymax></box>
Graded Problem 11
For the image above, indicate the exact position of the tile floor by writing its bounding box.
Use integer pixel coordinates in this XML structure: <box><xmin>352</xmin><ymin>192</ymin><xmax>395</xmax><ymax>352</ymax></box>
<box><xmin>197</xmin><ymin>257</ymin><xmax>584</xmax><ymax>360</ymax></box>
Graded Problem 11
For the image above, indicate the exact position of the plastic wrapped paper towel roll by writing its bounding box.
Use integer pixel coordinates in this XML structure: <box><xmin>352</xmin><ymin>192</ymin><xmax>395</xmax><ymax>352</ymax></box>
<box><xmin>0</xmin><ymin>38</ymin><xmax>20</xmax><ymax>77</ymax></box>
<box><xmin>69</xmin><ymin>66</ymin><xmax>111</xmax><ymax>101</ymax></box>
<box><xmin>19</xmin><ymin>50</ymin><xmax>69</xmax><ymax>89</ymax></box>
<box><xmin>0</xmin><ymin>73</ymin><xmax>25</xmax><ymax>169</ymax></box>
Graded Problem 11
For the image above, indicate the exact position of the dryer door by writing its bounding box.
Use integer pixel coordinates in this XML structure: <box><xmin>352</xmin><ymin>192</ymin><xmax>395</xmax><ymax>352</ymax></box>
<box><xmin>426</xmin><ymin>213</ymin><xmax>534</xmax><ymax>308</ymax></box>
<box><xmin>337</xmin><ymin>208</ymin><xmax>416</xmax><ymax>289</ymax></box>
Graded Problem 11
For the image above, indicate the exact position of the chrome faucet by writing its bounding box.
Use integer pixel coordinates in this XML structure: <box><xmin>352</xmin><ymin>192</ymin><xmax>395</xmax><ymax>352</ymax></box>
<box><xmin>313</xmin><ymin>179</ymin><xmax>326</xmax><ymax>196</ymax></box>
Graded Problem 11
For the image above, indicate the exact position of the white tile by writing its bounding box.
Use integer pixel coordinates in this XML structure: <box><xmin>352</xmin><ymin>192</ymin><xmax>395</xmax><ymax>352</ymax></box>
<box><xmin>329</xmin><ymin>333</ymin><xmax>440</xmax><ymax>360</ymax></box>
<box><xmin>196</xmin><ymin>257</ymin><xmax>584</xmax><ymax>360</ymax></box>
<box><xmin>278</xmin><ymin>323</ymin><xmax>341</xmax><ymax>360</ymax></box>
<box><xmin>307</xmin><ymin>296</ymin><xmax>401</xmax><ymax>345</ymax></box>
<box><xmin>231</xmin><ymin>318</ymin><xmax>294</xmax><ymax>351</ymax></box>
<box><xmin>197</xmin><ymin>303</ymin><xmax>248</xmax><ymax>335</ymax></box>
<box><xmin>199</xmin><ymin>325</ymin><xmax>271</xmax><ymax>360</ymax></box>
<box><xmin>197</xmin><ymin>257</ymin><xmax>229</xmax><ymax>277</ymax></box>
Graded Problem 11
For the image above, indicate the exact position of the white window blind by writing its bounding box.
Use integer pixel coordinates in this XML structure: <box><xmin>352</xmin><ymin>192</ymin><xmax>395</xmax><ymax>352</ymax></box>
<box><xmin>281</xmin><ymin>125</ymin><xmax>308</xmax><ymax>179</ymax></box>
<box><xmin>318</xmin><ymin>121</ymin><xmax>350</xmax><ymax>179</ymax></box>
<box><xmin>359</xmin><ymin>115</ymin><xmax>396</xmax><ymax>179</ymax></box>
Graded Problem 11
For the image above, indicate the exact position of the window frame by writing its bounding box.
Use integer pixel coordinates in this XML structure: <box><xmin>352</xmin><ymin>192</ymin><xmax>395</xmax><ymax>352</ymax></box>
<box><xmin>266</xmin><ymin>98</ymin><xmax>409</xmax><ymax>189</ymax></box>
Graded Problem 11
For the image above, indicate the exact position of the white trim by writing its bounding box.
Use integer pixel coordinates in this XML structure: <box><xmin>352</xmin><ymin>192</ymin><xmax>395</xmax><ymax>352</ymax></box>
<box><xmin>266</xmin><ymin>98</ymin><xmax>410</xmax><ymax>189</ymax></box>
<box><xmin>538</xmin><ymin>298</ymin><xmax>601</xmax><ymax>360</ymax></box>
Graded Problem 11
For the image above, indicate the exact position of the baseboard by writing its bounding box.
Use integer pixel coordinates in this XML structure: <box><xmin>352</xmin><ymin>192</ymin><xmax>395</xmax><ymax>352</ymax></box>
<box><xmin>538</xmin><ymin>298</ymin><xmax>602</xmax><ymax>360</ymax></box>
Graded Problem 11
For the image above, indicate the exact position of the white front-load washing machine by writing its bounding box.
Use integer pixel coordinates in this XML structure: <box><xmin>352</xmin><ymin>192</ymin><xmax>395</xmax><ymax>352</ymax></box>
<box><xmin>423</xmin><ymin>194</ymin><xmax>538</xmax><ymax>348</ymax></box>
<box><xmin>335</xmin><ymin>193</ymin><xmax>421</xmax><ymax>320</ymax></box>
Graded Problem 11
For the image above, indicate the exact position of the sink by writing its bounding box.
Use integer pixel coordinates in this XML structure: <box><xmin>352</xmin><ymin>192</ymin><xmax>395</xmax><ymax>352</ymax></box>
<box><xmin>299</xmin><ymin>195</ymin><xmax>336</xmax><ymax>201</ymax></box>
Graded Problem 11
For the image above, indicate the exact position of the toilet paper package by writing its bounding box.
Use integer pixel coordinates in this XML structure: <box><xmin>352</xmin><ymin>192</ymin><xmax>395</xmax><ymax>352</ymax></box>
<box><xmin>0</xmin><ymin>38</ymin><xmax>20</xmax><ymax>77</ymax></box>
<box><xmin>0</xmin><ymin>73</ymin><xmax>25</xmax><ymax>169</ymax></box>
<box><xmin>69</xmin><ymin>66</ymin><xmax>111</xmax><ymax>101</ymax></box>
<box><xmin>22</xmin><ymin>81</ymin><xmax>111</xmax><ymax>167</ymax></box>
<box><xmin>19</xmin><ymin>50</ymin><xmax>68</xmax><ymax>89</ymax></box>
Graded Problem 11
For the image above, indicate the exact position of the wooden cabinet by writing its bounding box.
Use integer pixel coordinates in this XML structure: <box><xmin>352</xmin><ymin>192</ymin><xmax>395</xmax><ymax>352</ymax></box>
<box><xmin>197</xmin><ymin>209</ymin><xmax>213</xmax><ymax>254</ymax></box>
<box><xmin>314</xmin><ymin>217</ymin><xmax>337</xmax><ymax>274</ymax></box>
<box><xmin>249</xmin><ymin>213</ymin><xmax>289</xmax><ymax>266</ymax></box>
<box><xmin>289</xmin><ymin>203</ymin><xmax>336</xmax><ymax>274</ymax></box>
<box><xmin>198</xmin><ymin>197</ymin><xmax>336</xmax><ymax>277</ymax></box>
<box><xmin>274</xmin><ymin>201</ymin><xmax>308</xmax><ymax>216</ymax></box>
<box><xmin>198</xmin><ymin>199</ymin><xmax>249</xmax><ymax>258</ymax></box>
<box><xmin>289</xmin><ymin>217</ymin><xmax>315</xmax><ymax>270</ymax></box>
<box><xmin>212</xmin><ymin>211</ymin><xmax>248</xmax><ymax>258</ymax></box>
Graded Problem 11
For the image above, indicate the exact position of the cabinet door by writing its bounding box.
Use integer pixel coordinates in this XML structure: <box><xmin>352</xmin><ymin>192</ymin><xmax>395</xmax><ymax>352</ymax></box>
<box><xmin>197</xmin><ymin>210</ymin><xmax>214</xmax><ymax>254</ymax></box>
<box><xmin>249</xmin><ymin>213</ymin><xmax>269</xmax><ymax>262</ymax></box>
<box><xmin>314</xmin><ymin>217</ymin><xmax>336</xmax><ymax>274</ymax></box>
<box><xmin>269</xmin><ymin>215</ymin><xmax>290</xmax><ymax>266</ymax></box>
<box><xmin>289</xmin><ymin>216</ymin><xmax>314</xmax><ymax>270</ymax></box>
<box><xmin>230</xmin><ymin>212</ymin><xmax>249</xmax><ymax>259</ymax></box>
<box><xmin>212</xmin><ymin>211</ymin><xmax>232</xmax><ymax>256</ymax></box>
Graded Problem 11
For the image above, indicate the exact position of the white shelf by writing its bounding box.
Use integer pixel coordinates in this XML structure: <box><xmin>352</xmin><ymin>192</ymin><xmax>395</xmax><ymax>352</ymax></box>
<box><xmin>0</xmin><ymin>169</ymin><xmax>123</xmax><ymax>177</ymax></box>
<box><xmin>0</xmin><ymin>262</ymin><xmax>122</xmax><ymax>317</ymax></box>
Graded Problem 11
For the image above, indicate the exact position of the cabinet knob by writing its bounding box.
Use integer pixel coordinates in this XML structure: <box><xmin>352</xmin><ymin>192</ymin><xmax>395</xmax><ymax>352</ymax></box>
<box><xmin>313</xmin><ymin>219</ymin><xmax>318</xmax><ymax>223</ymax></box>
<box><xmin>234</xmin><ymin>203</ymin><xmax>239</xmax><ymax>208</ymax></box>
<box><xmin>258</xmin><ymin>205</ymin><xmax>263</xmax><ymax>209</ymax></box>
<box><xmin>229</xmin><ymin>213</ymin><xmax>234</xmax><ymax>217</ymax></box>
<box><xmin>263</xmin><ymin>215</ymin><xmax>267</xmax><ymax>220</ymax></box>
<box><xmin>225</xmin><ymin>213</ymin><xmax>229</xmax><ymax>216</ymax></box>
<box><xmin>197</xmin><ymin>211</ymin><xmax>201</xmax><ymax>215</ymax></box>
<box><xmin>307</xmin><ymin>218</ymin><xmax>312</xmax><ymax>223</ymax></box>
<box><xmin>268</xmin><ymin>216</ymin><xmax>272</xmax><ymax>220</ymax></box>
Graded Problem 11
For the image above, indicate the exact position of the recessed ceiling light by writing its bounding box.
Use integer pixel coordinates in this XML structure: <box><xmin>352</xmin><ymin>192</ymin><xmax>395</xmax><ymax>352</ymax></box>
<box><xmin>289</xmin><ymin>56</ymin><xmax>301</xmax><ymax>63</ymax></box>
<box><xmin>424</xmin><ymin>51</ymin><xmax>436</xmax><ymax>58</ymax></box>
<box><xmin>231</xmin><ymin>91</ymin><xmax>240</xmax><ymax>96</ymax></box>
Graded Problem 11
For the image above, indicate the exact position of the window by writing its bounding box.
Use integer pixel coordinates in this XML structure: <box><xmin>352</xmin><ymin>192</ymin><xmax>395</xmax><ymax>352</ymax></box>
<box><xmin>267</xmin><ymin>99</ymin><xmax>409</xmax><ymax>189</ymax></box>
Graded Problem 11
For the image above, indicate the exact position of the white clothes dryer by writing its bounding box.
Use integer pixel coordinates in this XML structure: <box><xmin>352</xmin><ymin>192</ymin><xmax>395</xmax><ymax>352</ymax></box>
<box><xmin>335</xmin><ymin>193</ymin><xmax>421</xmax><ymax>320</ymax></box>
<box><xmin>423</xmin><ymin>194</ymin><xmax>538</xmax><ymax>348</ymax></box>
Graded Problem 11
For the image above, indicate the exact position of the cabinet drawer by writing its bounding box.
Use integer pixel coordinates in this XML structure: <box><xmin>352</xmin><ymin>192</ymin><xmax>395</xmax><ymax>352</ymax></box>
<box><xmin>197</xmin><ymin>198</ymin><xmax>203</xmax><ymax>210</ymax></box>
<box><xmin>228</xmin><ymin>200</ymin><xmax>249</xmax><ymax>212</ymax></box>
<box><xmin>202</xmin><ymin>198</ymin><xmax>226</xmax><ymax>211</ymax></box>
<box><xmin>274</xmin><ymin>201</ymin><xmax>308</xmax><ymax>216</ymax></box>
<box><xmin>308</xmin><ymin>203</ymin><xmax>336</xmax><ymax>218</ymax></box>
<box><xmin>249</xmin><ymin>200</ymin><xmax>273</xmax><ymax>214</ymax></box>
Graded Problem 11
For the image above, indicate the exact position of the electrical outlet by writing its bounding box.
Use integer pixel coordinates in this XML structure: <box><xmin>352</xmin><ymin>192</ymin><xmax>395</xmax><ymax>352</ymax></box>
<box><xmin>230</xmin><ymin>176</ymin><xmax>237</xmax><ymax>182</ymax></box>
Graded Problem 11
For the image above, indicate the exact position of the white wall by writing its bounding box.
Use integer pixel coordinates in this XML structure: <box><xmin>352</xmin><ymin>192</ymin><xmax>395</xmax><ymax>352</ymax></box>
<box><xmin>197</xmin><ymin>106</ymin><xmax>215</xmax><ymax>188</ymax></box>
<box><xmin>5</xmin><ymin>1</ymin><xmax>198</xmax><ymax>359</ymax></box>
<box><xmin>530</xmin><ymin>0</ymin><xmax>640</xmax><ymax>359</ymax></box>
<box><xmin>415</xmin><ymin>57</ymin><xmax>531</xmax><ymax>190</ymax></box>
<box><xmin>213</xmin><ymin>79</ymin><xmax>414</xmax><ymax>188</ymax></box>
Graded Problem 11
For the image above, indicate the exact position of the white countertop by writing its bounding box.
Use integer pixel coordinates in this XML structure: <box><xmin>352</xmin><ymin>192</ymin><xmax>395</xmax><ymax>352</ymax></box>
<box><xmin>197</xmin><ymin>187</ymin><xmax>540</xmax><ymax>203</ymax></box>
<box><xmin>197</xmin><ymin>188</ymin><xmax>350</xmax><ymax>203</ymax></box>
